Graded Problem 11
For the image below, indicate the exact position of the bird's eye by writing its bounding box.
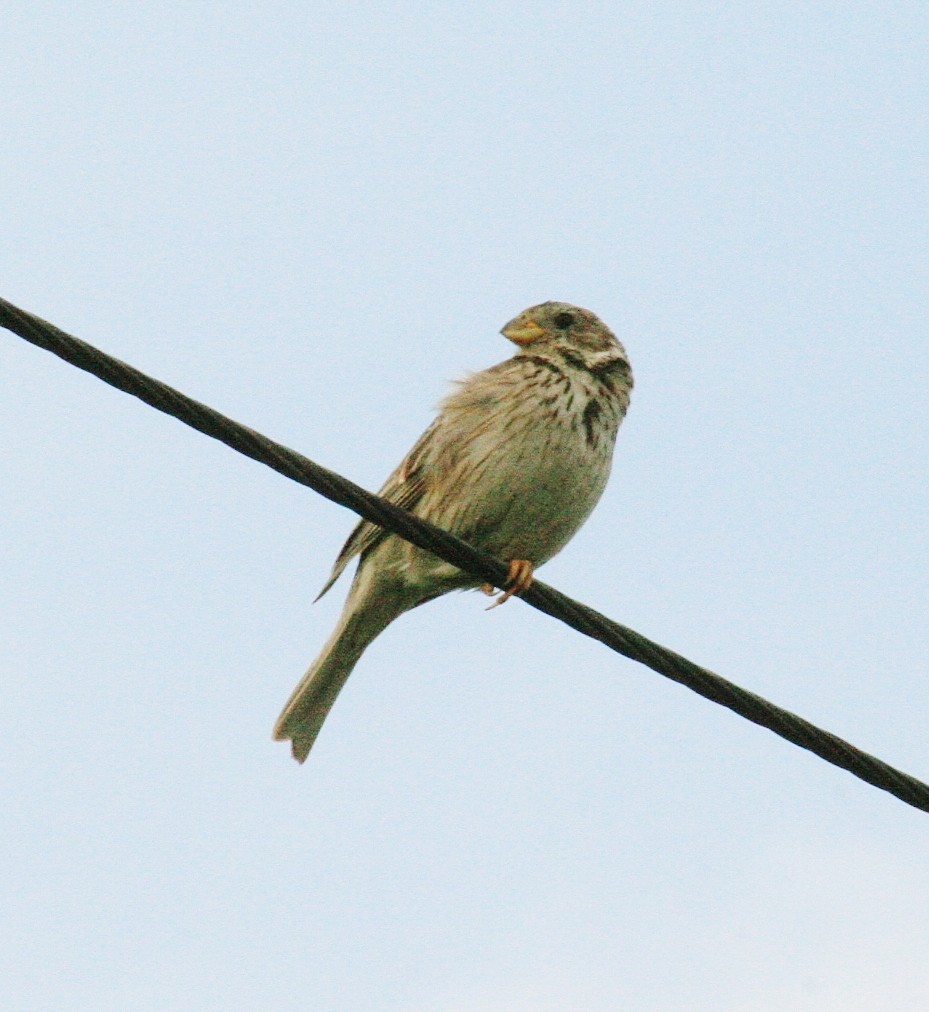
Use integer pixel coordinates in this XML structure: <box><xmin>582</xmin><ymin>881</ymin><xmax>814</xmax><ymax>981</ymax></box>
<box><xmin>553</xmin><ymin>312</ymin><xmax>575</xmax><ymax>329</ymax></box>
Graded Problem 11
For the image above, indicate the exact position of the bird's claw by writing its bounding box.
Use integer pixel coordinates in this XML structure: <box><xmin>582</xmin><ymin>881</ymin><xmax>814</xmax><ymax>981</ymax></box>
<box><xmin>484</xmin><ymin>559</ymin><xmax>534</xmax><ymax>610</ymax></box>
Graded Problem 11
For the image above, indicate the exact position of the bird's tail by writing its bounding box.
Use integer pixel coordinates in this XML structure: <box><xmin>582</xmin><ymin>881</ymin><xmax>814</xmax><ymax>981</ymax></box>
<box><xmin>272</xmin><ymin>573</ymin><xmax>407</xmax><ymax>763</ymax></box>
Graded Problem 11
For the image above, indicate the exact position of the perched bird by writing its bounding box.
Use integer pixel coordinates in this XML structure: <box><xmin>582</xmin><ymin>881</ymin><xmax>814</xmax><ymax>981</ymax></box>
<box><xmin>273</xmin><ymin>301</ymin><xmax>633</xmax><ymax>762</ymax></box>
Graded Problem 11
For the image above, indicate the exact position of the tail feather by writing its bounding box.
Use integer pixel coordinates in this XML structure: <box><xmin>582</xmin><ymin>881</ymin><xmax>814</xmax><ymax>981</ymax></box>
<box><xmin>273</xmin><ymin>576</ymin><xmax>406</xmax><ymax>763</ymax></box>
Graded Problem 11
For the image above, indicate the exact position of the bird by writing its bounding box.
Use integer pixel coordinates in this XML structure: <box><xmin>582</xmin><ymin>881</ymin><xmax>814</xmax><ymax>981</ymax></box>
<box><xmin>273</xmin><ymin>301</ymin><xmax>633</xmax><ymax>762</ymax></box>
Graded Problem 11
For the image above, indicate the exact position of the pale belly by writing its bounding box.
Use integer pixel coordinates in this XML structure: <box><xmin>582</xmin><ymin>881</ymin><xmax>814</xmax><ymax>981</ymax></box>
<box><xmin>421</xmin><ymin>405</ymin><xmax>616</xmax><ymax>567</ymax></box>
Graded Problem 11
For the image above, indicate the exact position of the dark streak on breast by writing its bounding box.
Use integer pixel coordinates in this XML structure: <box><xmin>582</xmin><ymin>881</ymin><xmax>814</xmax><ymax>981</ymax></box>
<box><xmin>582</xmin><ymin>399</ymin><xmax>602</xmax><ymax>446</ymax></box>
<box><xmin>524</xmin><ymin>355</ymin><xmax>565</xmax><ymax>379</ymax></box>
<box><xmin>560</xmin><ymin>350</ymin><xmax>632</xmax><ymax>390</ymax></box>
<box><xmin>559</xmin><ymin>350</ymin><xmax>588</xmax><ymax>373</ymax></box>
<box><xmin>591</xmin><ymin>358</ymin><xmax>631</xmax><ymax>382</ymax></box>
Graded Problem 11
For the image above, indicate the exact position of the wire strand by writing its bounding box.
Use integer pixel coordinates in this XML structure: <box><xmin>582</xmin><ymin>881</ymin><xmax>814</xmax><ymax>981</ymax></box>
<box><xmin>2</xmin><ymin>295</ymin><xmax>927</xmax><ymax>813</ymax></box>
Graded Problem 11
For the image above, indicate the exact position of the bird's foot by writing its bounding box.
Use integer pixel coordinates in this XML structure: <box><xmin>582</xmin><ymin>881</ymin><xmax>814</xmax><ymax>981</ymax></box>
<box><xmin>484</xmin><ymin>559</ymin><xmax>534</xmax><ymax>610</ymax></box>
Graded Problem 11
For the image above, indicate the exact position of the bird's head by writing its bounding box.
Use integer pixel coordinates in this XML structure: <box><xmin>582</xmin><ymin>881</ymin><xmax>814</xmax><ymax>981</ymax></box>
<box><xmin>501</xmin><ymin>301</ymin><xmax>630</xmax><ymax>377</ymax></box>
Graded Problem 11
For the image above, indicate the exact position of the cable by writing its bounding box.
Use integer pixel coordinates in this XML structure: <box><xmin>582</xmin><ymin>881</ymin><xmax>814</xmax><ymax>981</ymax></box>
<box><xmin>2</xmin><ymin>295</ymin><xmax>927</xmax><ymax>813</ymax></box>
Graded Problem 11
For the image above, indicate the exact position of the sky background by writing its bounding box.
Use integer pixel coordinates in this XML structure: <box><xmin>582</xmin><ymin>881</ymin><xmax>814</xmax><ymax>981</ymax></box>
<box><xmin>2</xmin><ymin>4</ymin><xmax>928</xmax><ymax>1010</ymax></box>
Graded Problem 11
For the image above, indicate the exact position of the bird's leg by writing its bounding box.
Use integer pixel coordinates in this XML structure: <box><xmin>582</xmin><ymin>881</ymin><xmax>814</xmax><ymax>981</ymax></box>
<box><xmin>484</xmin><ymin>559</ymin><xmax>534</xmax><ymax>610</ymax></box>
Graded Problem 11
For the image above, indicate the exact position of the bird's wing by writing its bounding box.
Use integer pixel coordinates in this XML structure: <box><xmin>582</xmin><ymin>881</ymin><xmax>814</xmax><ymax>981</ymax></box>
<box><xmin>315</xmin><ymin>420</ymin><xmax>440</xmax><ymax>600</ymax></box>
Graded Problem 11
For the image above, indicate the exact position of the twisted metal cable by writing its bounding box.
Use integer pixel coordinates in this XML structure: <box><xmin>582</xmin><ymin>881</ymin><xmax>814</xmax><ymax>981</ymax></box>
<box><xmin>2</xmin><ymin>295</ymin><xmax>927</xmax><ymax>813</ymax></box>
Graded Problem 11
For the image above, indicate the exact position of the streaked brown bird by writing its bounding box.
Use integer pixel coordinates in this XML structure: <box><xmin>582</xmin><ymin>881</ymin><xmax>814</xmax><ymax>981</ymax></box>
<box><xmin>274</xmin><ymin>302</ymin><xmax>633</xmax><ymax>762</ymax></box>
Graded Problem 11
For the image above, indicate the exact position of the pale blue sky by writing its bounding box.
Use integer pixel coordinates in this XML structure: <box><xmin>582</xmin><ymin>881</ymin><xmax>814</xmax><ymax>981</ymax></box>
<box><xmin>3</xmin><ymin>4</ymin><xmax>928</xmax><ymax>1010</ymax></box>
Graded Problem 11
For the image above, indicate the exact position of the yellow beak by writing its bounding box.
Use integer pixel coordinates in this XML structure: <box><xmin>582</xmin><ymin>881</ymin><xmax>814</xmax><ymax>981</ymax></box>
<box><xmin>501</xmin><ymin>317</ymin><xmax>546</xmax><ymax>346</ymax></box>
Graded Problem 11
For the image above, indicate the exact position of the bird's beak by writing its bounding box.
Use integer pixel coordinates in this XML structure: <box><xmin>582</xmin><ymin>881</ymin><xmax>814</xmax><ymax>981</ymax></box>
<box><xmin>501</xmin><ymin>316</ymin><xmax>546</xmax><ymax>346</ymax></box>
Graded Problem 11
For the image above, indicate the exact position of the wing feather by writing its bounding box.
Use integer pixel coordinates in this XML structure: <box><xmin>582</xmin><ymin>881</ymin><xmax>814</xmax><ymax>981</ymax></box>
<box><xmin>314</xmin><ymin>420</ymin><xmax>439</xmax><ymax>600</ymax></box>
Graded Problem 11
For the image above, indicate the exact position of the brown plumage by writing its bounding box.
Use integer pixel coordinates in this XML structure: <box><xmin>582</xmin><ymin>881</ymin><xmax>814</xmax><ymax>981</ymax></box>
<box><xmin>273</xmin><ymin>302</ymin><xmax>633</xmax><ymax>762</ymax></box>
